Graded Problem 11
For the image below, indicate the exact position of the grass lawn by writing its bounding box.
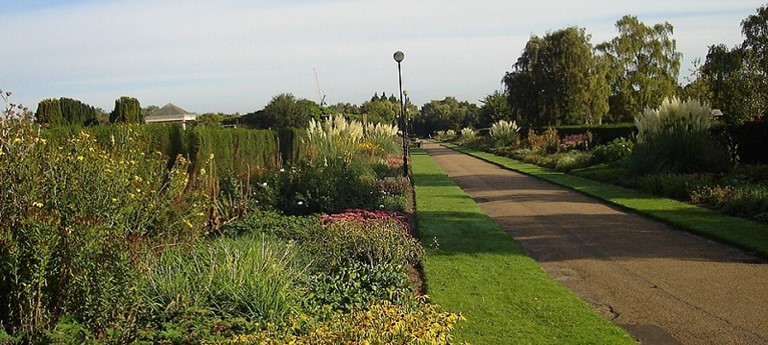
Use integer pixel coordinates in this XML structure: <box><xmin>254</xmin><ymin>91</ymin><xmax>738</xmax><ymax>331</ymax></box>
<box><xmin>411</xmin><ymin>148</ymin><xmax>636</xmax><ymax>344</ymax></box>
<box><xmin>441</xmin><ymin>143</ymin><xmax>768</xmax><ymax>257</ymax></box>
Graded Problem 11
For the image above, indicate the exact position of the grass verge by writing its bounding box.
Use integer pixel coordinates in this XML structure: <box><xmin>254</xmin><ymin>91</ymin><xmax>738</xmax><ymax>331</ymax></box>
<box><xmin>411</xmin><ymin>148</ymin><xmax>635</xmax><ymax>344</ymax></box>
<box><xmin>442</xmin><ymin>143</ymin><xmax>768</xmax><ymax>257</ymax></box>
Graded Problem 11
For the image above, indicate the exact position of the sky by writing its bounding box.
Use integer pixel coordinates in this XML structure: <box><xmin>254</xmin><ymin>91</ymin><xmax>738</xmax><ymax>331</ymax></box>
<box><xmin>1</xmin><ymin>0</ymin><xmax>762</xmax><ymax>114</ymax></box>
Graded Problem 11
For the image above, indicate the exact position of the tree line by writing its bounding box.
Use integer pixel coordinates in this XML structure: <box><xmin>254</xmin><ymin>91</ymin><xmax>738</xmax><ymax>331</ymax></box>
<box><xmin>31</xmin><ymin>5</ymin><xmax>768</xmax><ymax>132</ymax></box>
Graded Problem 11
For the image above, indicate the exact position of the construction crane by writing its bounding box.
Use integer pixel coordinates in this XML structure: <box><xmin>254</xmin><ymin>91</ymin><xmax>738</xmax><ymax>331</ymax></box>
<box><xmin>313</xmin><ymin>68</ymin><xmax>327</xmax><ymax>106</ymax></box>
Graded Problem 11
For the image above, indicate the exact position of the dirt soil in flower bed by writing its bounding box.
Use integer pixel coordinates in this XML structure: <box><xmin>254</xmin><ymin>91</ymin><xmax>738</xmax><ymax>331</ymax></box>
<box><xmin>421</xmin><ymin>141</ymin><xmax>768</xmax><ymax>345</ymax></box>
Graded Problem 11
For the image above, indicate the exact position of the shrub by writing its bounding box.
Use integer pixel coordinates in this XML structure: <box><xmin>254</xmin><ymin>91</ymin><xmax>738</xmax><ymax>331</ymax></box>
<box><xmin>631</xmin><ymin>98</ymin><xmax>731</xmax><ymax>174</ymax></box>
<box><xmin>435</xmin><ymin>130</ymin><xmax>456</xmax><ymax>141</ymax></box>
<box><xmin>526</xmin><ymin>128</ymin><xmax>559</xmax><ymax>154</ymax></box>
<box><xmin>252</xmin><ymin>157</ymin><xmax>379</xmax><ymax>215</ymax></box>
<box><xmin>553</xmin><ymin>151</ymin><xmax>594</xmax><ymax>172</ymax></box>
<box><xmin>307</xmin><ymin>218</ymin><xmax>422</xmax><ymax>269</ymax></box>
<box><xmin>0</xmin><ymin>121</ymin><xmax>205</xmax><ymax>341</ymax></box>
<box><xmin>560</xmin><ymin>132</ymin><xmax>592</xmax><ymax>151</ymax></box>
<box><xmin>229</xmin><ymin>298</ymin><xmax>465</xmax><ymax>345</ymax></box>
<box><xmin>592</xmin><ymin>137</ymin><xmax>634</xmax><ymax>164</ymax></box>
<box><xmin>490</xmin><ymin>119</ymin><xmax>520</xmax><ymax>148</ymax></box>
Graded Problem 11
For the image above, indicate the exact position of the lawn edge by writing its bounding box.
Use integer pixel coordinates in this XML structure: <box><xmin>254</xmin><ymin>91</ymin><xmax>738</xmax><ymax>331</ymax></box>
<box><xmin>440</xmin><ymin>142</ymin><xmax>768</xmax><ymax>258</ymax></box>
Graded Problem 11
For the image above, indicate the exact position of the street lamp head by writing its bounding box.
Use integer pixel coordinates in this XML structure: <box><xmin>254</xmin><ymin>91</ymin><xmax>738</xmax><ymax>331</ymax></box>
<box><xmin>393</xmin><ymin>51</ymin><xmax>404</xmax><ymax>63</ymax></box>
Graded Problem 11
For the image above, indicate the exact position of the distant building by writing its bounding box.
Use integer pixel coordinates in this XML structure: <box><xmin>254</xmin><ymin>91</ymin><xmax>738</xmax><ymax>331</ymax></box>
<box><xmin>711</xmin><ymin>109</ymin><xmax>724</xmax><ymax>120</ymax></box>
<box><xmin>144</xmin><ymin>103</ymin><xmax>197</xmax><ymax>129</ymax></box>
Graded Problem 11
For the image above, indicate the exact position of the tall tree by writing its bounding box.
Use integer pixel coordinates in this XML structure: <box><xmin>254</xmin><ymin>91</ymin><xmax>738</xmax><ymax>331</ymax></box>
<box><xmin>596</xmin><ymin>15</ymin><xmax>682</xmax><ymax>121</ymax></box>
<box><xmin>477</xmin><ymin>90</ymin><xmax>514</xmax><ymax>128</ymax></box>
<box><xmin>59</xmin><ymin>97</ymin><xmax>97</xmax><ymax>126</ymax></box>
<box><xmin>242</xmin><ymin>94</ymin><xmax>322</xmax><ymax>129</ymax></box>
<box><xmin>35</xmin><ymin>98</ymin><xmax>65</xmax><ymax>125</ymax></box>
<box><xmin>413</xmin><ymin>97</ymin><xmax>479</xmax><ymax>136</ymax></box>
<box><xmin>110</xmin><ymin>96</ymin><xmax>142</xmax><ymax>124</ymax></box>
<box><xmin>504</xmin><ymin>27</ymin><xmax>608</xmax><ymax>126</ymax></box>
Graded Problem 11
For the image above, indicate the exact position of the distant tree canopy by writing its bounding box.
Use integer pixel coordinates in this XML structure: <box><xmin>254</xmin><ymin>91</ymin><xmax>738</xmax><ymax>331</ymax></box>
<box><xmin>413</xmin><ymin>97</ymin><xmax>479</xmax><ymax>136</ymax></box>
<box><xmin>110</xmin><ymin>96</ymin><xmax>142</xmax><ymax>124</ymax></box>
<box><xmin>596</xmin><ymin>15</ymin><xmax>681</xmax><ymax>122</ymax></box>
<box><xmin>35</xmin><ymin>98</ymin><xmax>65</xmax><ymax>126</ymax></box>
<box><xmin>477</xmin><ymin>90</ymin><xmax>514</xmax><ymax>129</ymax></box>
<box><xmin>682</xmin><ymin>4</ymin><xmax>768</xmax><ymax>123</ymax></box>
<box><xmin>504</xmin><ymin>26</ymin><xmax>609</xmax><ymax>126</ymax></box>
<box><xmin>35</xmin><ymin>97</ymin><xmax>97</xmax><ymax>126</ymax></box>
<box><xmin>242</xmin><ymin>93</ymin><xmax>322</xmax><ymax>129</ymax></box>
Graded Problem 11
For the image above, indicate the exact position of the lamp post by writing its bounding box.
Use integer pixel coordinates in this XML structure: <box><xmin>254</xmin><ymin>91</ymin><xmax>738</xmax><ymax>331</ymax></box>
<box><xmin>393</xmin><ymin>50</ymin><xmax>408</xmax><ymax>177</ymax></box>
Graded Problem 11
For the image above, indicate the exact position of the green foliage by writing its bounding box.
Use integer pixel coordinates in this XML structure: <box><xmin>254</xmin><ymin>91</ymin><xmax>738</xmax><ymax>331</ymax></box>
<box><xmin>243</xmin><ymin>93</ymin><xmax>321</xmax><ymax>129</ymax></box>
<box><xmin>477</xmin><ymin>90</ymin><xmax>514</xmax><ymax>128</ymax></box>
<box><xmin>413</xmin><ymin>97</ymin><xmax>479</xmax><ymax>136</ymax></box>
<box><xmin>489</xmin><ymin>119</ymin><xmax>520</xmax><ymax>148</ymax></box>
<box><xmin>504</xmin><ymin>26</ymin><xmax>609</xmax><ymax>126</ymax></box>
<box><xmin>110</xmin><ymin>96</ymin><xmax>142</xmax><ymax>124</ymax></box>
<box><xmin>597</xmin><ymin>15</ymin><xmax>682</xmax><ymax>122</ymax></box>
<box><xmin>526</xmin><ymin>127</ymin><xmax>560</xmax><ymax>154</ymax></box>
<box><xmin>308</xmin><ymin>219</ymin><xmax>422</xmax><ymax>269</ymax></box>
<box><xmin>0</xmin><ymin>121</ymin><xmax>205</xmax><ymax>342</ymax></box>
<box><xmin>141</xmin><ymin>234</ymin><xmax>302</xmax><ymax>325</ymax></box>
<box><xmin>304</xmin><ymin>261</ymin><xmax>413</xmax><ymax>312</ymax></box>
<box><xmin>631</xmin><ymin>98</ymin><xmax>731</xmax><ymax>174</ymax></box>
<box><xmin>253</xmin><ymin>158</ymin><xmax>379</xmax><ymax>215</ymax></box>
<box><xmin>59</xmin><ymin>97</ymin><xmax>97</xmax><ymax>126</ymax></box>
<box><xmin>34</xmin><ymin>98</ymin><xmax>65</xmax><ymax>125</ymax></box>
<box><xmin>592</xmin><ymin>137</ymin><xmax>634</xmax><ymax>164</ymax></box>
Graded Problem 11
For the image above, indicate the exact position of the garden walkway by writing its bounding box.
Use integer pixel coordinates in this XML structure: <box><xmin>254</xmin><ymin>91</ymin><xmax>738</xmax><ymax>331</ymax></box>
<box><xmin>421</xmin><ymin>142</ymin><xmax>768</xmax><ymax>345</ymax></box>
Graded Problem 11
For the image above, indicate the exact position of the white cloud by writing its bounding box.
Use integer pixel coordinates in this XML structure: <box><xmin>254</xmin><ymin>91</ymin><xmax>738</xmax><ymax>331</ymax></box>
<box><xmin>1</xmin><ymin>0</ymin><xmax>760</xmax><ymax>113</ymax></box>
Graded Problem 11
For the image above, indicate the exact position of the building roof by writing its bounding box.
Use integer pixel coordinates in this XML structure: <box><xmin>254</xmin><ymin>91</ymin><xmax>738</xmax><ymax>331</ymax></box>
<box><xmin>145</xmin><ymin>103</ymin><xmax>197</xmax><ymax>123</ymax></box>
<box><xmin>151</xmin><ymin>103</ymin><xmax>192</xmax><ymax>116</ymax></box>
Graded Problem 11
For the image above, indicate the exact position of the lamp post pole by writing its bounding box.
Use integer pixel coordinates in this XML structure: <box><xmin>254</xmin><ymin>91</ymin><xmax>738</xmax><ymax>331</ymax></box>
<box><xmin>393</xmin><ymin>50</ymin><xmax>407</xmax><ymax>177</ymax></box>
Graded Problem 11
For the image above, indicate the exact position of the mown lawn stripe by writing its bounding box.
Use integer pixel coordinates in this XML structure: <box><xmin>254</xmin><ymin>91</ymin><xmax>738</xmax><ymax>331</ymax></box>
<box><xmin>412</xmin><ymin>148</ymin><xmax>635</xmax><ymax>345</ymax></box>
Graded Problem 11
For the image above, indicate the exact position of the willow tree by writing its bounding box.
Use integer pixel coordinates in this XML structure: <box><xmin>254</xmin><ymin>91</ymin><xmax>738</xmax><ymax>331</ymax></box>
<box><xmin>504</xmin><ymin>26</ymin><xmax>608</xmax><ymax>126</ymax></box>
<box><xmin>597</xmin><ymin>15</ymin><xmax>682</xmax><ymax>122</ymax></box>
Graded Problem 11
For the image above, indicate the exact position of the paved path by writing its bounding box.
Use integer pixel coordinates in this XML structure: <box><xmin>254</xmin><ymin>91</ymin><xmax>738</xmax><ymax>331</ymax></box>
<box><xmin>422</xmin><ymin>142</ymin><xmax>768</xmax><ymax>345</ymax></box>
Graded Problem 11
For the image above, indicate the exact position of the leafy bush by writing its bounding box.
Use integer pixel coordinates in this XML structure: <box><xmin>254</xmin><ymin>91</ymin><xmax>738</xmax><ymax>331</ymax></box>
<box><xmin>435</xmin><ymin>130</ymin><xmax>456</xmax><ymax>141</ymax></box>
<box><xmin>631</xmin><ymin>98</ymin><xmax>731</xmax><ymax>174</ymax></box>
<box><xmin>490</xmin><ymin>119</ymin><xmax>520</xmax><ymax>148</ymax></box>
<box><xmin>307</xmin><ymin>218</ymin><xmax>423</xmax><ymax>269</ymax></box>
<box><xmin>526</xmin><ymin>128</ymin><xmax>560</xmax><ymax>154</ymax></box>
<box><xmin>690</xmin><ymin>184</ymin><xmax>768</xmax><ymax>220</ymax></box>
<box><xmin>0</xmin><ymin>121</ymin><xmax>205</xmax><ymax>341</ymax></box>
<box><xmin>219</xmin><ymin>210</ymin><xmax>321</xmax><ymax>240</ymax></box>
<box><xmin>553</xmin><ymin>151</ymin><xmax>594</xmax><ymax>172</ymax></box>
<box><xmin>229</xmin><ymin>298</ymin><xmax>465</xmax><ymax>345</ymax></box>
<box><xmin>592</xmin><ymin>137</ymin><xmax>634</xmax><ymax>164</ymax></box>
<box><xmin>560</xmin><ymin>132</ymin><xmax>592</xmax><ymax>151</ymax></box>
<box><xmin>252</xmin><ymin>157</ymin><xmax>379</xmax><ymax>215</ymax></box>
<box><xmin>629</xmin><ymin>173</ymin><xmax>719</xmax><ymax>201</ymax></box>
<box><xmin>303</xmin><ymin>261</ymin><xmax>413</xmax><ymax>312</ymax></box>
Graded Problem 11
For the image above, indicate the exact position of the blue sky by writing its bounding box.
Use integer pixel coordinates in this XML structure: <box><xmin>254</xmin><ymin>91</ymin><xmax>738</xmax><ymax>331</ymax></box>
<box><xmin>1</xmin><ymin>0</ymin><xmax>761</xmax><ymax>114</ymax></box>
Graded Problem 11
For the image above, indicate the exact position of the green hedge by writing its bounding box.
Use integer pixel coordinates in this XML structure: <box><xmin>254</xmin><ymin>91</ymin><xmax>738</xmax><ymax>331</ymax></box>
<box><xmin>43</xmin><ymin>125</ymin><xmax>285</xmax><ymax>178</ymax></box>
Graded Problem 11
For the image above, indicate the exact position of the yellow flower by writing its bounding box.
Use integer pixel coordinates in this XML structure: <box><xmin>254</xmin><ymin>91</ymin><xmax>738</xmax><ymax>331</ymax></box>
<box><xmin>13</xmin><ymin>137</ymin><xmax>22</xmax><ymax>143</ymax></box>
<box><xmin>77</xmin><ymin>156</ymin><xmax>84</xmax><ymax>161</ymax></box>
<box><xmin>32</xmin><ymin>202</ymin><xmax>43</xmax><ymax>208</ymax></box>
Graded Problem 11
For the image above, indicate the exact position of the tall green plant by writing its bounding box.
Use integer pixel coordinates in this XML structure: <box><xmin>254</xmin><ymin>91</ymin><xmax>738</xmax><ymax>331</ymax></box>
<box><xmin>490</xmin><ymin>120</ymin><xmax>520</xmax><ymax>148</ymax></box>
<box><xmin>631</xmin><ymin>98</ymin><xmax>730</xmax><ymax>173</ymax></box>
<box><xmin>0</xmin><ymin>121</ymin><xmax>205</xmax><ymax>341</ymax></box>
<box><xmin>110</xmin><ymin>96</ymin><xmax>142</xmax><ymax>124</ymax></box>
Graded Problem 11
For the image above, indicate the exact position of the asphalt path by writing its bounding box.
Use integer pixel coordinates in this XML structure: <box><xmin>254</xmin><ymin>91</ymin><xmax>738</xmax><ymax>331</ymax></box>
<box><xmin>422</xmin><ymin>142</ymin><xmax>768</xmax><ymax>345</ymax></box>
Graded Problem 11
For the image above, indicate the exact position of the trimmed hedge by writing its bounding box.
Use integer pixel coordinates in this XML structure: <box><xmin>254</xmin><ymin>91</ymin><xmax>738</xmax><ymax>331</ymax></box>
<box><xmin>43</xmin><ymin>125</ymin><xmax>287</xmax><ymax>178</ymax></box>
<box><xmin>711</xmin><ymin>122</ymin><xmax>768</xmax><ymax>164</ymax></box>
